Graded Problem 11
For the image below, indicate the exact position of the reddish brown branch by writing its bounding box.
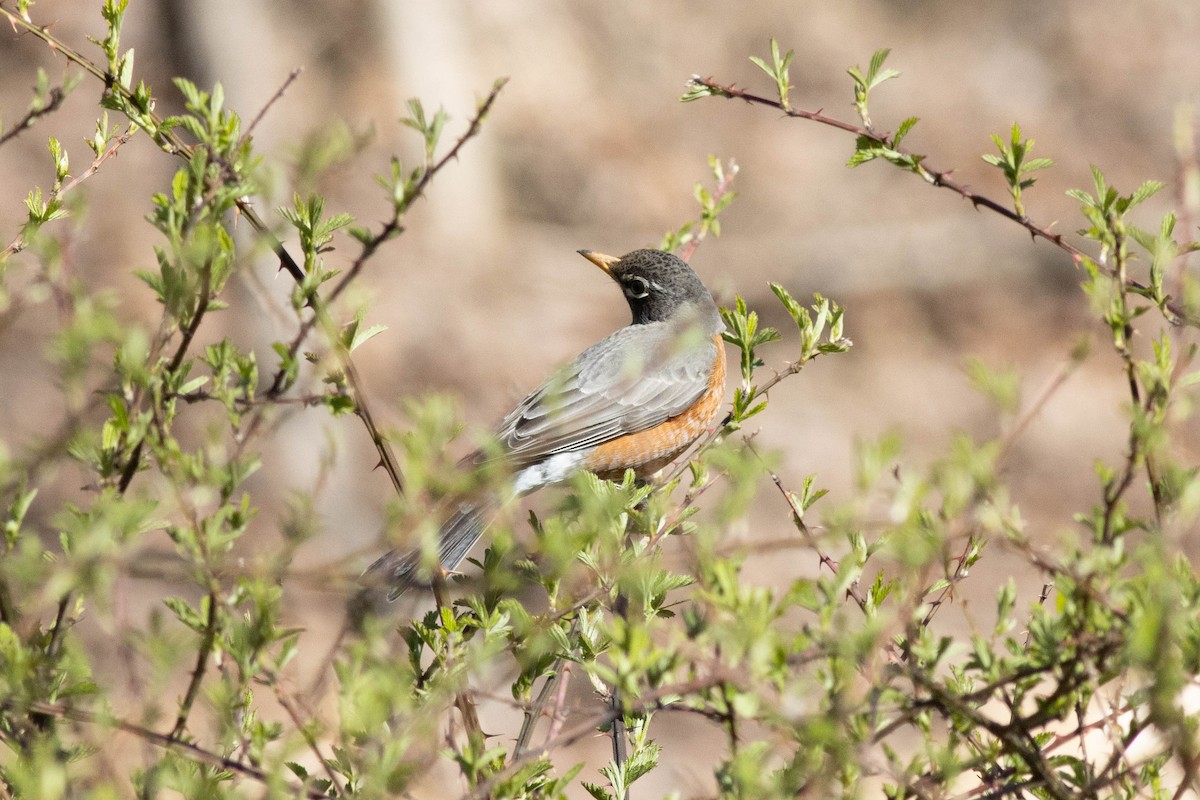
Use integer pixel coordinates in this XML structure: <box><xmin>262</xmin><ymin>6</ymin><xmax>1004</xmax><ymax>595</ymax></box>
<box><xmin>755</xmin><ymin>448</ymin><xmax>868</xmax><ymax>611</ymax></box>
<box><xmin>0</xmin><ymin>85</ymin><xmax>67</xmax><ymax>148</ymax></box>
<box><xmin>325</xmin><ymin>79</ymin><xmax>507</xmax><ymax>308</ymax></box>
<box><xmin>241</xmin><ymin>67</ymin><xmax>303</xmax><ymax>145</ymax></box>
<box><xmin>14</xmin><ymin>700</ymin><xmax>334</xmax><ymax>799</ymax></box>
<box><xmin>688</xmin><ymin>77</ymin><xmax>1086</xmax><ymax>259</ymax></box>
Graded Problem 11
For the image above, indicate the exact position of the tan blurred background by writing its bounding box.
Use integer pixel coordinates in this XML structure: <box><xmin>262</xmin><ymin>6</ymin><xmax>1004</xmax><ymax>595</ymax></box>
<box><xmin>2</xmin><ymin>0</ymin><xmax>1199</xmax><ymax>794</ymax></box>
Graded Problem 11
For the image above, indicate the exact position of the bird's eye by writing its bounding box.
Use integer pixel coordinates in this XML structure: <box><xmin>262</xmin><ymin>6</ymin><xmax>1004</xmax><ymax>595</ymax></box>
<box><xmin>624</xmin><ymin>275</ymin><xmax>650</xmax><ymax>299</ymax></box>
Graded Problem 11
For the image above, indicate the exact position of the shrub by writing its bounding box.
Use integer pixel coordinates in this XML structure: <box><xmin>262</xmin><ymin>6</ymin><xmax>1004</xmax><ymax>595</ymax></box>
<box><xmin>2</xmin><ymin>4</ymin><xmax>1198</xmax><ymax>798</ymax></box>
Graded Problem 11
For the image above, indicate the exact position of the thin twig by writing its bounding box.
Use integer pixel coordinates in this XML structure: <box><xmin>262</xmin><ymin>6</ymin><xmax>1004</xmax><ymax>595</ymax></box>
<box><xmin>719</xmin><ymin>681</ymin><xmax>739</xmax><ymax>754</ymax></box>
<box><xmin>3</xmin><ymin>125</ymin><xmax>135</xmax><ymax>259</ymax></box>
<box><xmin>514</xmin><ymin>654</ymin><xmax>571</xmax><ymax>758</ymax></box>
<box><xmin>689</xmin><ymin>75</ymin><xmax>1200</xmax><ymax>327</ymax></box>
<box><xmin>169</xmin><ymin>590</ymin><xmax>219</xmax><ymax>741</ymax></box>
<box><xmin>610</xmin><ymin>589</ymin><xmax>631</xmax><ymax>799</ymax></box>
<box><xmin>544</xmin><ymin>662</ymin><xmax>573</xmax><ymax>744</ymax></box>
<box><xmin>346</xmin><ymin>359</ymin><xmax>405</xmax><ymax>497</ymax></box>
<box><xmin>1170</xmin><ymin>108</ymin><xmax>1198</xmax><ymax>298</ymax></box>
<box><xmin>660</xmin><ymin>355</ymin><xmax>815</xmax><ymax>488</ymax></box>
<box><xmin>689</xmin><ymin>77</ymin><xmax>1084</xmax><ymax>256</ymax></box>
<box><xmin>327</xmin><ymin>79</ymin><xmax>506</xmax><ymax>308</ymax></box>
<box><xmin>919</xmin><ymin>533</ymin><xmax>980</xmax><ymax>629</ymax></box>
<box><xmin>117</xmin><ymin>255</ymin><xmax>213</xmax><ymax>494</ymax></box>
<box><xmin>0</xmin><ymin>85</ymin><xmax>67</xmax><ymax>148</ymax></box>
<box><xmin>268</xmin><ymin>675</ymin><xmax>345</xmax><ymax>795</ymax></box>
<box><xmin>514</xmin><ymin>665</ymin><xmax>561</xmax><ymax>757</ymax></box>
<box><xmin>677</xmin><ymin>160</ymin><xmax>738</xmax><ymax>263</ymax></box>
<box><xmin>240</xmin><ymin>67</ymin><xmax>303</xmax><ymax>145</ymax></box>
<box><xmin>0</xmin><ymin>4</ymin><xmax>495</xmax><ymax>503</ymax></box>
<box><xmin>752</xmin><ymin>442</ymin><xmax>868</xmax><ymax>610</ymax></box>
<box><xmin>301</xmin><ymin>616</ymin><xmax>352</xmax><ymax>704</ymax></box>
<box><xmin>15</xmin><ymin>700</ymin><xmax>333</xmax><ymax>800</ymax></box>
<box><xmin>996</xmin><ymin>352</ymin><xmax>1083</xmax><ymax>466</ymax></box>
<box><xmin>428</xmin><ymin>572</ymin><xmax>485</xmax><ymax>745</ymax></box>
<box><xmin>459</xmin><ymin>670</ymin><xmax>739</xmax><ymax>800</ymax></box>
<box><xmin>44</xmin><ymin>592</ymin><xmax>72</xmax><ymax>660</ymax></box>
<box><xmin>262</xmin><ymin>78</ymin><xmax>507</xmax><ymax>497</ymax></box>
<box><xmin>267</xmin><ymin>77</ymin><xmax>509</xmax><ymax>396</ymax></box>
<box><xmin>1021</xmin><ymin>582</ymin><xmax>1053</xmax><ymax>650</ymax></box>
<box><xmin>59</xmin><ymin>126</ymin><xmax>136</xmax><ymax>195</ymax></box>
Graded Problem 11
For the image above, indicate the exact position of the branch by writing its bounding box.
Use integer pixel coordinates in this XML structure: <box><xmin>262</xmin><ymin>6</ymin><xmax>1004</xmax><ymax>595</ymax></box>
<box><xmin>907</xmin><ymin>669</ymin><xmax>1076</xmax><ymax>800</ymax></box>
<box><xmin>674</xmin><ymin>158</ymin><xmax>739</xmax><ymax>263</ymax></box>
<box><xmin>169</xmin><ymin>590</ymin><xmax>219</xmax><ymax>741</ymax></box>
<box><xmin>3</xmin><ymin>125</ymin><xmax>135</xmax><ymax>259</ymax></box>
<box><xmin>660</xmin><ymin>346</ymin><xmax>833</xmax><ymax>489</ymax></box>
<box><xmin>918</xmin><ymin>532</ymin><xmax>981</xmax><ymax>629</ymax></box>
<box><xmin>756</xmin><ymin>449</ymin><xmax>868</xmax><ymax>611</ymax></box>
<box><xmin>996</xmin><ymin>351</ymin><xmax>1083</xmax><ymax>467</ymax></box>
<box><xmin>240</xmin><ymin>67</ymin><xmax>303</xmax><ymax>145</ymax></box>
<box><xmin>687</xmin><ymin>77</ymin><xmax>1085</xmax><ymax>258</ymax></box>
<box><xmin>0</xmin><ymin>3</ymin><xmax>492</xmax><ymax>502</ymax></box>
<box><xmin>514</xmin><ymin>655</ymin><xmax>570</xmax><ymax>758</ymax></box>
<box><xmin>459</xmin><ymin>670</ymin><xmax>740</xmax><ymax>800</ymax></box>
<box><xmin>326</xmin><ymin>79</ymin><xmax>507</xmax><ymax>308</ymax></box>
<box><xmin>266</xmin><ymin>674</ymin><xmax>345</xmax><ymax>796</ymax></box>
<box><xmin>15</xmin><ymin>700</ymin><xmax>334</xmax><ymax>799</ymax></box>
<box><xmin>262</xmin><ymin>79</ymin><xmax>508</xmax><ymax>497</ymax></box>
<box><xmin>0</xmin><ymin>84</ymin><xmax>68</xmax><ymax>148</ymax></box>
<box><xmin>270</xmin><ymin>78</ymin><xmax>509</xmax><ymax>376</ymax></box>
<box><xmin>687</xmin><ymin>75</ymin><xmax>1200</xmax><ymax>328</ymax></box>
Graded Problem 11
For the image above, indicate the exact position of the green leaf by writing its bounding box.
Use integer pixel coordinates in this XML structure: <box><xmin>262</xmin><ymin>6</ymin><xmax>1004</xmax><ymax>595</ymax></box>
<box><xmin>748</xmin><ymin>39</ymin><xmax>795</xmax><ymax>107</ymax></box>
<box><xmin>583</xmin><ymin>782</ymin><xmax>614</xmax><ymax>800</ymax></box>
<box><xmin>964</xmin><ymin>357</ymin><xmax>1020</xmax><ymax>414</ymax></box>
<box><xmin>893</xmin><ymin>116</ymin><xmax>919</xmax><ymax>147</ymax></box>
<box><xmin>323</xmin><ymin>393</ymin><xmax>355</xmax><ymax>417</ymax></box>
<box><xmin>1129</xmin><ymin>180</ymin><xmax>1164</xmax><ymax>209</ymax></box>
<box><xmin>163</xmin><ymin>596</ymin><xmax>207</xmax><ymax>633</ymax></box>
<box><xmin>748</xmin><ymin>56</ymin><xmax>772</xmax><ymax>79</ymax></box>
<box><xmin>349</xmin><ymin>323</ymin><xmax>386</xmax><ymax>352</ymax></box>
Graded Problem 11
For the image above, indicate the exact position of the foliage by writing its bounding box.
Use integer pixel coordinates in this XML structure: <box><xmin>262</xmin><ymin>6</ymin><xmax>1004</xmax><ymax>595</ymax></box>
<box><xmin>1</xmin><ymin>7</ymin><xmax>1199</xmax><ymax>800</ymax></box>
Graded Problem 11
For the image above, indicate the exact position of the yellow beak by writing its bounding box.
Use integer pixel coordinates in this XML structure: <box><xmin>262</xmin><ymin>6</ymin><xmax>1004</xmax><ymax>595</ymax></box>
<box><xmin>577</xmin><ymin>249</ymin><xmax>621</xmax><ymax>276</ymax></box>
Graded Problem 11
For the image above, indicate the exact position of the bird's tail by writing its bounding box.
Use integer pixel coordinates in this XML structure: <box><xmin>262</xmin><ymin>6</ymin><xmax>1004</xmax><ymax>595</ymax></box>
<box><xmin>362</xmin><ymin>497</ymin><xmax>499</xmax><ymax>602</ymax></box>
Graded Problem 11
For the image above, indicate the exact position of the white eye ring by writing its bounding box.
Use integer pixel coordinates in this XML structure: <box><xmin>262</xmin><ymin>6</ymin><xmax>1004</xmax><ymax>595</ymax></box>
<box><xmin>624</xmin><ymin>276</ymin><xmax>650</xmax><ymax>299</ymax></box>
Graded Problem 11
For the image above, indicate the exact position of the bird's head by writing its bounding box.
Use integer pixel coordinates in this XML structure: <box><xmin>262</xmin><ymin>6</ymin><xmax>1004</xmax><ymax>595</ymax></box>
<box><xmin>578</xmin><ymin>248</ymin><xmax>720</xmax><ymax>328</ymax></box>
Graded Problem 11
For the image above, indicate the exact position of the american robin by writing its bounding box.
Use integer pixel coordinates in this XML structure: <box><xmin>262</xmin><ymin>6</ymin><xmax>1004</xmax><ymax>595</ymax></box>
<box><xmin>366</xmin><ymin>248</ymin><xmax>726</xmax><ymax>599</ymax></box>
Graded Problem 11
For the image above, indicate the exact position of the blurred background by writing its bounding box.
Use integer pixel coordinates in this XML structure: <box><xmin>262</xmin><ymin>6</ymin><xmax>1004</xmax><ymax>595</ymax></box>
<box><xmin>2</xmin><ymin>0</ymin><xmax>1199</xmax><ymax>794</ymax></box>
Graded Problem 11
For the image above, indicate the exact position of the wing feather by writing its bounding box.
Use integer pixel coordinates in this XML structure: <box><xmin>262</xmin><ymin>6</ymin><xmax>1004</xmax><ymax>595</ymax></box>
<box><xmin>494</xmin><ymin>322</ymin><xmax>716</xmax><ymax>470</ymax></box>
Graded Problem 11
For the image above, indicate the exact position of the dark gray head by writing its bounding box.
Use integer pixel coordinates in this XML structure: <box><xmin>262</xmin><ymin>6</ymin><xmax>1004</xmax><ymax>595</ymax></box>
<box><xmin>578</xmin><ymin>248</ymin><xmax>719</xmax><ymax>326</ymax></box>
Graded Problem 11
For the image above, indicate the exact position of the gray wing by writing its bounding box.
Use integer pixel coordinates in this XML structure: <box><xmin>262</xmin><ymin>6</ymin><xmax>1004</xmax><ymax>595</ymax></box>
<box><xmin>493</xmin><ymin>323</ymin><xmax>717</xmax><ymax>470</ymax></box>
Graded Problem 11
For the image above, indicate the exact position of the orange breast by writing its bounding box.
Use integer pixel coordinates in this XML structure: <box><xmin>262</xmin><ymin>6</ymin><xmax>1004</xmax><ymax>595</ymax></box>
<box><xmin>584</xmin><ymin>334</ymin><xmax>726</xmax><ymax>479</ymax></box>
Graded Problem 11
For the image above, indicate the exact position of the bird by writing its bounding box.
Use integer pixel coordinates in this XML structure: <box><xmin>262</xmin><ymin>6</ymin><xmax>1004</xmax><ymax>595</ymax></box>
<box><xmin>364</xmin><ymin>248</ymin><xmax>727</xmax><ymax>600</ymax></box>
